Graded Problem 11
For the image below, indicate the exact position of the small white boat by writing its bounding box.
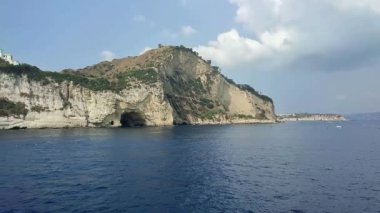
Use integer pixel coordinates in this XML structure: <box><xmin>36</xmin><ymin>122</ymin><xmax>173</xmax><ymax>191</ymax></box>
<box><xmin>336</xmin><ymin>125</ymin><xmax>342</xmax><ymax>128</ymax></box>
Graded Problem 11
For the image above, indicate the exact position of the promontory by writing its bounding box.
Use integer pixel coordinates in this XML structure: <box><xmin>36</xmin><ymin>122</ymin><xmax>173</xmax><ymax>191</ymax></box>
<box><xmin>0</xmin><ymin>45</ymin><xmax>276</xmax><ymax>129</ymax></box>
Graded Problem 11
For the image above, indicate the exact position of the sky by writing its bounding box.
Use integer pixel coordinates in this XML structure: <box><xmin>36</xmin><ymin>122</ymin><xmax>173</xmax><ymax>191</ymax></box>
<box><xmin>1</xmin><ymin>0</ymin><xmax>380</xmax><ymax>114</ymax></box>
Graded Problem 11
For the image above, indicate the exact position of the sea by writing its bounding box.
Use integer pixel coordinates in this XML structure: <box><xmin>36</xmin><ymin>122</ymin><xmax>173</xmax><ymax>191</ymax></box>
<box><xmin>0</xmin><ymin>120</ymin><xmax>379</xmax><ymax>212</ymax></box>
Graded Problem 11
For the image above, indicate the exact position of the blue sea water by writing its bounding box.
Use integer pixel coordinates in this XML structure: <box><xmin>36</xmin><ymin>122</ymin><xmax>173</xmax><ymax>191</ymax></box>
<box><xmin>0</xmin><ymin>121</ymin><xmax>379</xmax><ymax>212</ymax></box>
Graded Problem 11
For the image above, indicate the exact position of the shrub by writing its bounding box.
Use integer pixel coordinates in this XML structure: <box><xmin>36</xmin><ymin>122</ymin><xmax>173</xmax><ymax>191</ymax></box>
<box><xmin>126</xmin><ymin>68</ymin><xmax>158</xmax><ymax>84</ymax></box>
<box><xmin>0</xmin><ymin>58</ymin><xmax>10</xmax><ymax>66</ymax></box>
<box><xmin>223</xmin><ymin>75</ymin><xmax>236</xmax><ymax>85</ymax></box>
<box><xmin>200</xmin><ymin>98</ymin><xmax>214</xmax><ymax>109</ymax></box>
<box><xmin>200</xmin><ymin>109</ymin><xmax>224</xmax><ymax>120</ymax></box>
<box><xmin>233</xmin><ymin>114</ymin><xmax>254</xmax><ymax>119</ymax></box>
<box><xmin>31</xmin><ymin>105</ymin><xmax>45</xmax><ymax>113</ymax></box>
<box><xmin>237</xmin><ymin>84</ymin><xmax>273</xmax><ymax>103</ymax></box>
<box><xmin>116</xmin><ymin>68</ymin><xmax>158</xmax><ymax>87</ymax></box>
<box><xmin>188</xmin><ymin>78</ymin><xmax>205</xmax><ymax>94</ymax></box>
<box><xmin>0</xmin><ymin>98</ymin><xmax>28</xmax><ymax>117</ymax></box>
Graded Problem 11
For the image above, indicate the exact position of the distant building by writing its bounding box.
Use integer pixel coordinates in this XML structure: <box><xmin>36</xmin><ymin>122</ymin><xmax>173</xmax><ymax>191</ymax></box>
<box><xmin>0</xmin><ymin>49</ymin><xmax>19</xmax><ymax>65</ymax></box>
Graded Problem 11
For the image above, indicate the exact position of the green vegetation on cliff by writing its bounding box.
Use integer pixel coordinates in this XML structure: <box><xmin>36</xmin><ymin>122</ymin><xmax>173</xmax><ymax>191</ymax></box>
<box><xmin>0</xmin><ymin>63</ymin><xmax>113</xmax><ymax>91</ymax></box>
<box><xmin>200</xmin><ymin>109</ymin><xmax>224</xmax><ymax>120</ymax></box>
<box><xmin>0</xmin><ymin>58</ymin><xmax>10</xmax><ymax>66</ymax></box>
<box><xmin>223</xmin><ymin>75</ymin><xmax>273</xmax><ymax>103</ymax></box>
<box><xmin>233</xmin><ymin>114</ymin><xmax>255</xmax><ymax>119</ymax></box>
<box><xmin>0</xmin><ymin>98</ymin><xmax>28</xmax><ymax>117</ymax></box>
<box><xmin>238</xmin><ymin>84</ymin><xmax>273</xmax><ymax>103</ymax></box>
<box><xmin>31</xmin><ymin>105</ymin><xmax>46</xmax><ymax>113</ymax></box>
<box><xmin>116</xmin><ymin>68</ymin><xmax>158</xmax><ymax>88</ymax></box>
<box><xmin>0</xmin><ymin>63</ymin><xmax>158</xmax><ymax>92</ymax></box>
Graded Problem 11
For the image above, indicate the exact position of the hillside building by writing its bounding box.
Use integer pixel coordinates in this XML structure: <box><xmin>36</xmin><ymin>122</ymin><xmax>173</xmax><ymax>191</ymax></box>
<box><xmin>0</xmin><ymin>49</ymin><xmax>19</xmax><ymax>65</ymax></box>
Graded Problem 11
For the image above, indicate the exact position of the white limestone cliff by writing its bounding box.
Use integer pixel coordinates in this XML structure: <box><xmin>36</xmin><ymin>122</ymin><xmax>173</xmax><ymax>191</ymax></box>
<box><xmin>0</xmin><ymin>73</ymin><xmax>173</xmax><ymax>129</ymax></box>
<box><xmin>0</xmin><ymin>46</ymin><xmax>276</xmax><ymax>129</ymax></box>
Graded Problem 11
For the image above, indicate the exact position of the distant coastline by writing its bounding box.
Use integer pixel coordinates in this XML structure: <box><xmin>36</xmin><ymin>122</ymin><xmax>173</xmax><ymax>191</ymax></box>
<box><xmin>277</xmin><ymin>113</ymin><xmax>346</xmax><ymax>122</ymax></box>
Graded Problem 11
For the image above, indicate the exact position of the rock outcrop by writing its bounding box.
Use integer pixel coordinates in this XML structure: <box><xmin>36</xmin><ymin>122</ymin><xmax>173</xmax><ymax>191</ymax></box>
<box><xmin>0</xmin><ymin>45</ymin><xmax>276</xmax><ymax>129</ymax></box>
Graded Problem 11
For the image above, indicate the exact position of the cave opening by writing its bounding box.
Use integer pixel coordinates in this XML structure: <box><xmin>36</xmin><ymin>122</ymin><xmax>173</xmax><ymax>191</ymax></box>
<box><xmin>120</xmin><ymin>111</ymin><xmax>146</xmax><ymax>127</ymax></box>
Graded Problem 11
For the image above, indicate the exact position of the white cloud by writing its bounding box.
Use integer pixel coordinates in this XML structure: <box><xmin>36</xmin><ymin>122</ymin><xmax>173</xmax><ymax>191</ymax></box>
<box><xmin>195</xmin><ymin>28</ymin><xmax>295</xmax><ymax>68</ymax></box>
<box><xmin>100</xmin><ymin>50</ymin><xmax>115</xmax><ymax>61</ymax></box>
<box><xmin>196</xmin><ymin>0</ymin><xmax>380</xmax><ymax>72</ymax></box>
<box><xmin>139</xmin><ymin>47</ymin><xmax>153</xmax><ymax>55</ymax></box>
<box><xmin>230</xmin><ymin>0</ymin><xmax>283</xmax><ymax>33</ymax></box>
<box><xmin>181</xmin><ymin>25</ymin><xmax>197</xmax><ymax>36</ymax></box>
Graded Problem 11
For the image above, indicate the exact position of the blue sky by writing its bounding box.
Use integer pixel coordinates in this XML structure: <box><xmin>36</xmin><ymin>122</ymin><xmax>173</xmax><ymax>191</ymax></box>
<box><xmin>1</xmin><ymin>0</ymin><xmax>380</xmax><ymax>114</ymax></box>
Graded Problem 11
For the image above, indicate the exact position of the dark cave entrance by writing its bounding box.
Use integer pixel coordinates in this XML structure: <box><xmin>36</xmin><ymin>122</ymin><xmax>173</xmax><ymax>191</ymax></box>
<box><xmin>120</xmin><ymin>112</ymin><xmax>146</xmax><ymax>127</ymax></box>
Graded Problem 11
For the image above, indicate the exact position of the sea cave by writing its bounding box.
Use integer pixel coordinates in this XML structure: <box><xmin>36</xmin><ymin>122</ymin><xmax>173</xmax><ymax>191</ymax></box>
<box><xmin>120</xmin><ymin>111</ymin><xmax>146</xmax><ymax>127</ymax></box>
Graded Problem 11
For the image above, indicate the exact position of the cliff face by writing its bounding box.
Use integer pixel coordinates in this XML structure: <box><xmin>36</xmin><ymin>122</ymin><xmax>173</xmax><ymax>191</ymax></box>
<box><xmin>153</xmin><ymin>47</ymin><xmax>275</xmax><ymax>124</ymax></box>
<box><xmin>0</xmin><ymin>46</ymin><xmax>276</xmax><ymax>129</ymax></box>
<box><xmin>0</xmin><ymin>73</ymin><xmax>173</xmax><ymax>129</ymax></box>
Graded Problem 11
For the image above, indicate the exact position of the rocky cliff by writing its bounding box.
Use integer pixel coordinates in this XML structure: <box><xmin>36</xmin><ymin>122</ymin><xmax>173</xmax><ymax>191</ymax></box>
<box><xmin>0</xmin><ymin>45</ymin><xmax>276</xmax><ymax>129</ymax></box>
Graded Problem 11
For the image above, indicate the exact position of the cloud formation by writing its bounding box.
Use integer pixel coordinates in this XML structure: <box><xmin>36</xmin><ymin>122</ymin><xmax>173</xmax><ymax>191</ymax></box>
<box><xmin>181</xmin><ymin>25</ymin><xmax>197</xmax><ymax>36</ymax></box>
<box><xmin>195</xmin><ymin>28</ymin><xmax>295</xmax><ymax>69</ymax></box>
<box><xmin>100</xmin><ymin>50</ymin><xmax>115</xmax><ymax>61</ymax></box>
<box><xmin>196</xmin><ymin>0</ymin><xmax>380</xmax><ymax>72</ymax></box>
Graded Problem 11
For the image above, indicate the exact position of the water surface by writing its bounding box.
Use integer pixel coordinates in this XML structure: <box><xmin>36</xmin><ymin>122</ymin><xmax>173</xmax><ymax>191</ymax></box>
<box><xmin>0</xmin><ymin>121</ymin><xmax>379</xmax><ymax>212</ymax></box>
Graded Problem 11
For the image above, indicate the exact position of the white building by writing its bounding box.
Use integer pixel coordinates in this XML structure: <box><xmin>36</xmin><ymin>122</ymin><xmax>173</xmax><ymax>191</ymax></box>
<box><xmin>0</xmin><ymin>49</ymin><xmax>19</xmax><ymax>65</ymax></box>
